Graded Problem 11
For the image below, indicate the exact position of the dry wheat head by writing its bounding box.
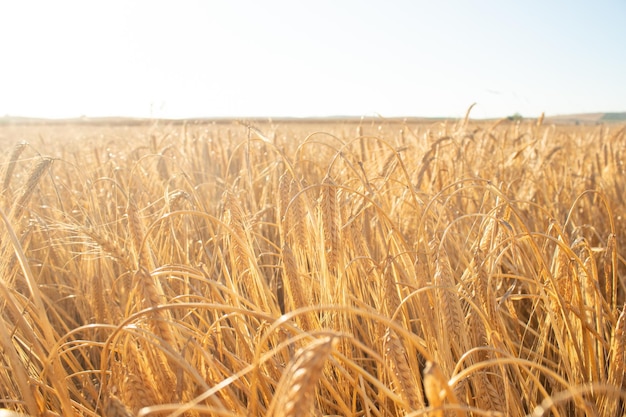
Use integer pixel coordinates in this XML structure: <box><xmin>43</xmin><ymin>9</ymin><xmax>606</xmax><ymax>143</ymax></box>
<box><xmin>267</xmin><ymin>335</ymin><xmax>338</xmax><ymax>417</ymax></box>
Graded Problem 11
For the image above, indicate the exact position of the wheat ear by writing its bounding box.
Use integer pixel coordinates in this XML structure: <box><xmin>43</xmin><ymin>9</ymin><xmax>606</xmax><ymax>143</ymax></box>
<box><xmin>123</xmin><ymin>371</ymin><xmax>158</xmax><ymax>414</ymax></box>
<box><xmin>290</xmin><ymin>178</ymin><xmax>308</xmax><ymax>251</ymax></box>
<box><xmin>12</xmin><ymin>157</ymin><xmax>52</xmax><ymax>220</ymax></box>
<box><xmin>135</xmin><ymin>267</ymin><xmax>175</xmax><ymax>349</ymax></box>
<box><xmin>537</xmin><ymin>111</ymin><xmax>545</xmax><ymax>127</ymax></box>
<box><xmin>278</xmin><ymin>172</ymin><xmax>292</xmax><ymax>241</ymax></box>
<box><xmin>281</xmin><ymin>242</ymin><xmax>312</xmax><ymax>330</ymax></box>
<box><xmin>90</xmin><ymin>275</ymin><xmax>107</xmax><ymax>324</ymax></box>
<box><xmin>474</xmin><ymin>372</ymin><xmax>505</xmax><ymax>412</ymax></box>
<box><xmin>83</xmin><ymin>226</ymin><xmax>132</xmax><ymax>269</ymax></box>
<box><xmin>267</xmin><ymin>335</ymin><xmax>337</xmax><ymax>417</ymax></box>
<box><xmin>383</xmin><ymin>328</ymin><xmax>423</xmax><ymax>410</ymax></box>
<box><xmin>604</xmin><ymin>233</ymin><xmax>617</xmax><ymax>309</ymax></box>
<box><xmin>433</xmin><ymin>240</ymin><xmax>467</xmax><ymax>360</ymax></box>
<box><xmin>381</xmin><ymin>257</ymin><xmax>402</xmax><ymax>318</ymax></box>
<box><xmin>127</xmin><ymin>199</ymin><xmax>152</xmax><ymax>270</ymax></box>
<box><xmin>2</xmin><ymin>141</ymin><xmax>27</xmax><ymax>194</ymax></box>
<box><xmin>320</xmin><ymin>176</ymin><xmax>340</xmax><ymax>272</ymax></box>
<box><xmin>224</xmin><ymin>190</ymin><xmax>250</xmax><ymax>268</ymax></box>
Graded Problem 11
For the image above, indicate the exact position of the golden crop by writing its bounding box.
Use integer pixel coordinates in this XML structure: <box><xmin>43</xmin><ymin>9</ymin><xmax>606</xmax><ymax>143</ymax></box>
<box><xmin>0</xmin><ymin>117</ymin><xmax>624</xmax><ymax>416</ymax></box>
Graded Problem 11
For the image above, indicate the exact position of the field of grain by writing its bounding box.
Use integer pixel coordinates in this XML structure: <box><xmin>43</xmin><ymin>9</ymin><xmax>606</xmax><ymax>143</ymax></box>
<box><xmin>0</xmin><ymin>117</ymin><xmax>624</xmax><ymax>417</ymax></box>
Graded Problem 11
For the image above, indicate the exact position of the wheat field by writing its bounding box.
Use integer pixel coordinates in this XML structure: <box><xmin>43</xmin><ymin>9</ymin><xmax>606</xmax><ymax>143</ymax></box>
<box><xmin>0</xmin><ymin>116</ymin><xmax>624</xmax><ymax>417</ymax></box>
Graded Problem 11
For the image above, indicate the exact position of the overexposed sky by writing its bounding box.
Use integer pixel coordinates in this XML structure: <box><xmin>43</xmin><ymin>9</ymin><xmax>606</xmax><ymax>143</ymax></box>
<box><xmin>1</xmin><ymin>1</ymin><xmax>624</xmax><ymax>119</ymax></box>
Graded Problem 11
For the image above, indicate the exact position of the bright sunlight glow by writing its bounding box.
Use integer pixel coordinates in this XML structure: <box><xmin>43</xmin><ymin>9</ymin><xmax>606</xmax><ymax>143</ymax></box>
<box><xmin>1</xmin><ymin>0</ymin><xmax>624</xmax><ymax>119</ymax></box>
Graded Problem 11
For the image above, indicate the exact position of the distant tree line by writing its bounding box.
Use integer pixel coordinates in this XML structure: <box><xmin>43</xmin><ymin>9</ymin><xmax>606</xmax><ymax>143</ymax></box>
<box><xmin>601</xmin><ymin>113</ymin><xmax>626</xmax><ymax>121</ymax></box>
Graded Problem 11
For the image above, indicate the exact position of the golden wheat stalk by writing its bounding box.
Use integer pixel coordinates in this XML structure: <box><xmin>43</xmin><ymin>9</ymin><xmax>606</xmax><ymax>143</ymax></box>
<box><xmin>281</xmin><ymin>242</ymin><xmax>313</xmax><ymax>330</ymax></box>
<box><xmin>552</xmin><ymin>238</ymin><xmax>573</xmax><ymax>306</ymax></box>
<box><xmin>267</xmin><ymin>335</ymin><xmax>338</xmax><ymax>417</ymax></box>
<box><xmin>127</xmin><ymin>199</ymin><xmax>153</xmax><ymax>270</ymax></box>
<box><xmin>134</xmin><ymin>267</ymin><xmax>175</xmax><ymax>349</ymax></box>
<box><xmin>278</xmin><ymin>172</ymin><xmax>292</xmax><ymax>242</ymax></box>
<box><xmin>2</xmin><ymin>141</ymin><xmax>27</xmax><ymax>195</ymax></box>
<box><xmin>433</xmin><ymin>240</ymin><xmax>467</xmax><ymax>360</ymax></box>
<box><xmin>224</xmin><ymin>190</ymin><xmax>251</xmax><ymax>268</ymax></box>
<box><xmin>478</xmin><ymin>214</ymin><xmax>498</xmax><ymax>254</ymax></box>
<box><xmin>279</xmin><ymin>242</ymin><xmax>298</xmax><ymax>288</ymax></box>
<box><xmin>289</xmin><ymin>178</ymin><xmax>308</xmax><ymax>250</ymax></box>
<box><xmin>346</xmin><ymin>213</ymin><xmax>370</xmax><ymax>259</ymax></box>
<box><xmin>474</xmin><ymin>372</ymin><xmax>505</xmax><ymax>413</ymax></box>
<box><xmin>82</xmin><ymin>225</ymin><xmax>132</xmax><ymax>269</ymax></box>
<box><xmin>604</xmin><ymin>233</ymin><xmax>617</xmax><ymax>309</ymax></box>
<box><xmin>156</xmin><ymin>155</ymin><xmax>169</xmax><ymax>182</ymax></box>
<box><xmin>12</xmin><ymin>157</ymin><xmax>52</xmax><ymax>220</ymax></box>
<box><xmin>90</xmin><ymin>274</ymin><xmax>107</xmax><ymax>324</ymax></box>
<box><xmin>319</xmin><ymin>176</ymin><xmax>341</xmax><ymax>272</ymax></box>
<box><xmin>381</xmin><ymin>257</ymin><xmax>401</xmax><ymax>319</ymax></box>
<box><xmin>537</xmin><ymin>112</ymin><xmax>545</xmax><ymax>127</ymax></box>
<box><xmin>383</xmin><ymin>328</ymin><xmax>423</xmax><ymax>410</ymax></box>
<box><xmin>464</xmin><ymin>252</ymin><xmax>497</xmax><ymax>345</ymax></box>
<box><xmin>123</xmin><ymin>371</ymin><xmax>159</xmax><ymax>414</ymax></box>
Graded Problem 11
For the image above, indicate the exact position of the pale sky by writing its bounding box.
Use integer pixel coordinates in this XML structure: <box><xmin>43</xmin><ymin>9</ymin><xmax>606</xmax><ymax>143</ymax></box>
<box><xmin>1</xmin><ymin>1</ymin><xmax>624</xmax><ymax>119</ymax></box>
